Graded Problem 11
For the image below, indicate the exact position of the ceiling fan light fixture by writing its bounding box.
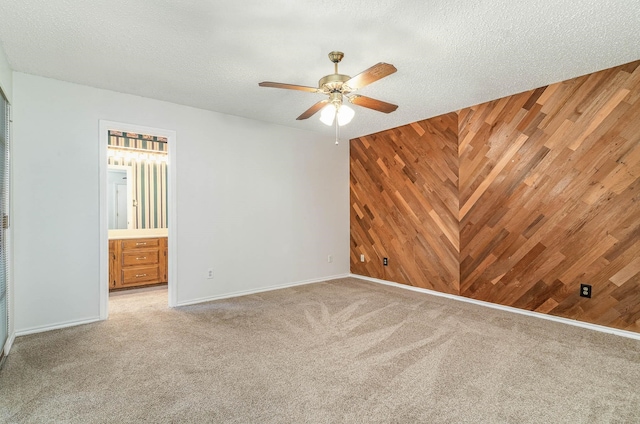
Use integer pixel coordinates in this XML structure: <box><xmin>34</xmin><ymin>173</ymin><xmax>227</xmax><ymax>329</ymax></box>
<box><xmin>320</xmin><ymin>104</ymin><xmax>336</xmax><ymax>126</ymax></box>
<box><xmin>320</xmin><ymin>103</ymin><xmax>354</xmax><ymax>126</ymax></box>
<box><xmin>337</xmin><ymin>104</ymin><xmax>354</xmax><ymax>126</ymax></box>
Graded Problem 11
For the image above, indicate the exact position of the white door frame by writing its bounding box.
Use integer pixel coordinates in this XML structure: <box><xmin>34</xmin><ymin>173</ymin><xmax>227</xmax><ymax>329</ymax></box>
<box><xmin>99</xmin><ymin>121</ymin><xmax>177</xmax><ymax>319</ymax></box>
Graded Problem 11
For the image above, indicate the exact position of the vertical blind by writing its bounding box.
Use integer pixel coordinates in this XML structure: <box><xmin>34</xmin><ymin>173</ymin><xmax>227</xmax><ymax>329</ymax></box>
<box><xmin>0</xmin><ymin>90</ymin><xmax>8</xmax><ymax>359</ymax></box>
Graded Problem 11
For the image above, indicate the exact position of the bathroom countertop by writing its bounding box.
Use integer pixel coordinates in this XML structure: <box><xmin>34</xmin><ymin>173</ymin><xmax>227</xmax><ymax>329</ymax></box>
<box><xmin>108</xmin><ymin>228</ymin><xmax>168</xmax><ymax>239</ymax></box>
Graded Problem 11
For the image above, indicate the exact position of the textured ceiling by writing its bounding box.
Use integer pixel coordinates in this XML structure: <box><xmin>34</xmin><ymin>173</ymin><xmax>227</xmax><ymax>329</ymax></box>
<box><xmin>0</xmin><ymin>0</ymin><xmax>638</xmax><ymax>139</ymax></box>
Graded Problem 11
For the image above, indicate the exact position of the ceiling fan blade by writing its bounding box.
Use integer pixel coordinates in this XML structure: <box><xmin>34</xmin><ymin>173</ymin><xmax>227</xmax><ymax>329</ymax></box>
<box><xmin>344</xmin><ymin>63</ymin><xmax>397</xmax><ymax>90</ymax></box>
<box><xmin>349</xmin><ymin>95</ymin><xmax>398</xmax><ymax>113</ymax></box>
<box><xmin>259</xmin><ymin>81</ymin><xmax>320</xmax><ymax>93</ymax></box>
<box><xmin>297</xmin><ymin>100</ymin><xmax>329</xmax><ymax>120</ymax></box>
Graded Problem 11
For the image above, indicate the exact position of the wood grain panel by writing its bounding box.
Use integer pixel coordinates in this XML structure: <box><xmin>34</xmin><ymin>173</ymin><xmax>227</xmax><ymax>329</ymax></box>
<box><xmin>350</xmin><ymin>112</ymin><xmax>459</xmax><ymax>294</ymax></box>
<box><xmin>351</xmin><ymin>60</ymin><xmax>640</xmax><ymax>334</ymax></box>
<box><xmin>460</xmin><ymin>61</ymin><xmax>640</xmax><ymax>333</ymax></box>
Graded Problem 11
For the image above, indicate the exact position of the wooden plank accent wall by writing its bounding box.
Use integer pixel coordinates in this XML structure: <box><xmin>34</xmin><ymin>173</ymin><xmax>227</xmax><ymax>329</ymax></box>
<box><xmin>460</xmin><ymin>61</ymin><xmax>640</xmax><ymax>333</ymax></box>
<box><xmin>351</xmin><ymin>60</ymin><xmax>640</xmax><ymax>333</ymax></box>
<box><xmin>350</xmin><ymin>112</ymin><xmax>460</xmax><ymax>294</ymax></box>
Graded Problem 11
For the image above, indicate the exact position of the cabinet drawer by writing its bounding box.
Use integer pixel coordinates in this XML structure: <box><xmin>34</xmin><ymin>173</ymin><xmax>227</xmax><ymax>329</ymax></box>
<box><xmin>121</xmin><ymin>238</ymin><xmax>160</xmax><ymax>250</ymax></box>
<box><xmin>122</xmin><ymin>266</ymin><xmax>159</xmax><ymax>285</ymax></box>
<box><xmin>122</xmin><ymin>250</ymin><xmax>159</xmax><ymax>267</ymax></box>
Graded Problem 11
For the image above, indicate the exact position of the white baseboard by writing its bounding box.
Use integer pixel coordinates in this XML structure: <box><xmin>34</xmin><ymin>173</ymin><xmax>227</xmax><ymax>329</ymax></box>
<box><xmin>2</xmin><ymin>332</ymin><xmax>15</xmax><ymax>357</ymax></box>
<box><xmin>15</xmin><ymin>317</ymin><xmax>102</xmax><ymax>337</ymax></box>
<box><xmin>11</xmin><ymin>274</ymin><xmax>351</xmax><ymax>336</ymax></box>
<box><xmin>350</xmin><ymin>274</ymin><xmax>640</xmax><ymax>341</ymax></box>
<box><xmin>176</xmin><ymin>273</ymin><xmax>351</xmax><ymax>307</ymax></box>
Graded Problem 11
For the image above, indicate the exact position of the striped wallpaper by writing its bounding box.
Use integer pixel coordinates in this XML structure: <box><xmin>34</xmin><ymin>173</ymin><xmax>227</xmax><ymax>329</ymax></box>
<box><xmin>108</xmin><ymin>131</ymin><xmax>168</xmax><ymax>229</ymax></box>
<box><xmin>108</xmin><ymin>130</ymin><xmax>168</xmax><ymax>152</ymax></box>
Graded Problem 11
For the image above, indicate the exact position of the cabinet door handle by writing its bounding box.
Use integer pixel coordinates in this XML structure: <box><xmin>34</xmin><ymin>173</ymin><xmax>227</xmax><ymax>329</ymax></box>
<box><xmin>136</xmin><ymin>242</ymin><xmax>147</xmax><ymax>246</ymax></box>
<box><xmin>136</xmin><ymin>257</ymin><xmax>147</xmax><ymax>260</ymax></box>
<box><xmin>135</xmin><ymin>274</ymin><xmax>148</xmax><ymax>278</ymax></box>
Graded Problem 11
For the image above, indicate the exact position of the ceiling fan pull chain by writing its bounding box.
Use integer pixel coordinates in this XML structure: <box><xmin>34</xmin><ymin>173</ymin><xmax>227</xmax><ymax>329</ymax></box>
<box><xmin>335</xmin><ymin>116</ymin><xmax>339</xmax><ymax>145</ymax></box>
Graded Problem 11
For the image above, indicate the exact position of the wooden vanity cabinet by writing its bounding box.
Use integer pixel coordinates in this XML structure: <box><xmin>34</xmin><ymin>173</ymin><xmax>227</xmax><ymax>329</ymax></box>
<box><xmin>109</xmin><ymin>237</ymin><xmax>168</xmax><ymax>290</ymax></box>
<box><xmin>159</xmin><ymin>237</ymin><xmax>168</xmax><ymax>282</ymax></box>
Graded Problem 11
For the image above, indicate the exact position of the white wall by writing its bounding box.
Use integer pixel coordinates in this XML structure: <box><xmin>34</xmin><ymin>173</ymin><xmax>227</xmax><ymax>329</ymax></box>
<box><xmin>13</xmin><ymin>72</ymin><xmax>349</xmax><ymax>333</ymax></box>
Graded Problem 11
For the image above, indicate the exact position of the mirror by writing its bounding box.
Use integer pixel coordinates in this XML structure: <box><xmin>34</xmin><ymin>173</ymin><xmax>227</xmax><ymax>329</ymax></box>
<box><xmin>107</xmin><ymin>166</ymin><xmax>133</xmax><ymax>229</ymax></box>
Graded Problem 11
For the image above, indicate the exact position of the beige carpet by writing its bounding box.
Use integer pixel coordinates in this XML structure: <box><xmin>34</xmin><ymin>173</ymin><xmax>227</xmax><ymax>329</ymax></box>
<box><xmin>1</xmin><ymin>278</ymin><xmax>639</xmax><ymax>423</ymax></box>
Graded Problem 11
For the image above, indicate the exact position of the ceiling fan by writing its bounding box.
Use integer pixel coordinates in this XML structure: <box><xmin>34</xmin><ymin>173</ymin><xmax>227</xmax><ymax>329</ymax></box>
<box><xmin>259</xmin><ymin>51</ymin><xmax>398</xmax><ymax>127</ymax></box>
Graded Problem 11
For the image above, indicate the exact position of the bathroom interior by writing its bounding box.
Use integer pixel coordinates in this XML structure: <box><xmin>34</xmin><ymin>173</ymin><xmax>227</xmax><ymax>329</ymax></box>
<box><xmin>107</xmin><ymin>130</ymin><xmax>168</xmax><ymax>292</ymax></box>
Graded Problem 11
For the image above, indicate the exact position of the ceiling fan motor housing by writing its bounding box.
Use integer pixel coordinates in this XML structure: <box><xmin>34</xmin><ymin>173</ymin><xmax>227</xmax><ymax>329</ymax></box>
<box><xmin>318</xmin><ymin>74</ymin><xmax>351</xmax><ymax>93</ymax></box>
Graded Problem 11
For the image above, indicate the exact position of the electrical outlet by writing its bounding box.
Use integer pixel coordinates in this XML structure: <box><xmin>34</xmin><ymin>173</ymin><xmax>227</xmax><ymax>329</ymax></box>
<box><xmin>580</xmin><ymin>284</ymin><xmax>591</xmax><ymax>298</ymax></box>
<box><xmin>327</xmin><ymin>255</ymin><xmax>333</xmax><ymax>263</ymax></box>
<box><xmin>207</xmin><ymin>268</ymin><xmax>214</xmax><ymax>279</ymax></box>
<box><xmin>360</xmin><ymin>254</ymin><xmax>365</xmax><ymax>262</ymax></box>
<box><xmin>383</xmin><ymin>257</ymin><xmax>388</xmax><ymax>266</ymax></box>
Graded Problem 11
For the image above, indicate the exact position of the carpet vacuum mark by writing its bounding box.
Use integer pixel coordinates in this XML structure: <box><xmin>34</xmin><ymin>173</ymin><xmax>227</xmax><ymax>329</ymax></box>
<box><xmin>1</xmin><ymin>278</ymin><xmax>639</xmax><ymax>423</ymax></box>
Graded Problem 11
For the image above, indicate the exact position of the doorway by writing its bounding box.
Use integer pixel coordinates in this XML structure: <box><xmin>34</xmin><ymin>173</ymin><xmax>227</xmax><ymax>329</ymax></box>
<box><xmin>99</xmin><ymin>121</ymin><xmax>177</xmax><ymax>319</ymax></box>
